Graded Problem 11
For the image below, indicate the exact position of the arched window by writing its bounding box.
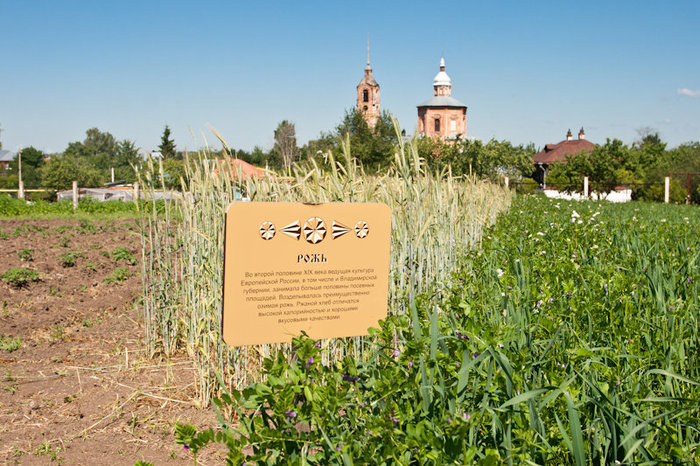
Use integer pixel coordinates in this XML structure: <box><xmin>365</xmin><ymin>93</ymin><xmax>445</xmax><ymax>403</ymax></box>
<box><xmin>363</xmin><ymin>90</ymin><xmax>369</xmax><ymax>102</ymax></box>
<box><xmin>434</xmin><ymin>118</ymin><xmax>440</xmax><ymax>132</ymax></box>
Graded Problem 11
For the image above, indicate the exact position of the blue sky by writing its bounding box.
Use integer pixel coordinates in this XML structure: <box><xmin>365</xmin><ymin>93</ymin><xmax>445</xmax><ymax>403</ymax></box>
<box><xmin>2</xmin><ymin>0</ymin><xmax>699</xmax><ymax>154</ymax></box>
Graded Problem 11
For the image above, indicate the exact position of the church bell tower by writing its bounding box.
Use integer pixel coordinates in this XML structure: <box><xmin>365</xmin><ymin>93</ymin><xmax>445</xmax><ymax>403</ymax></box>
<box><xmin>356</xmin><ymin>38</ymin><xmax>380</xmax><ymax>129</ymax></box>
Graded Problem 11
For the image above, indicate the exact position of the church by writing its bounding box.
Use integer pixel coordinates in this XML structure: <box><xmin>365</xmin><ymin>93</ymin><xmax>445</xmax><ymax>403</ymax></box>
<box><xmin>356</xmin><ymin>54</ymin><xmax>468</xmax><ymax>139</ymax></box>
<box><xmin>416</xmin><ymin>58</ymin><xmax>468</xmax><ymax>139</ymax></box>
<box><xmin>356</xmin><ymin>49</ymin><xmax>381</xmax><ymax>130</ymax></box>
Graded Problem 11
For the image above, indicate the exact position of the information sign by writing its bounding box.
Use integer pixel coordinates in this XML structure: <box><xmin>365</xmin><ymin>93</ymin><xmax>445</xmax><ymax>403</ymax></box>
<box><xmin>222</xmin><ymin>202</ymin><xmax>391</xmax><ymax>346</ymax></box>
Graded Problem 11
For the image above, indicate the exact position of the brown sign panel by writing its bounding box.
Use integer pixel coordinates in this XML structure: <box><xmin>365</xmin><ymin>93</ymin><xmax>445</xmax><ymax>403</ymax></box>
<box><xmin>222</xmin><ymin>202</ymin><xmax>391</xmax><ymax>347</ymax></box>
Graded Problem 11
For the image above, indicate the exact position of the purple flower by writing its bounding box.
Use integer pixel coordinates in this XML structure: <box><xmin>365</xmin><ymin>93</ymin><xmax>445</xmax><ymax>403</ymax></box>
<box><xmin>305</xmin><ymin>357</ymin><xmax>314</xmax><ymax>369</ymax></box>
<box><xmin>408</xmin><ymin>360</ymin><xmax>413</xmax><ymax>369</ymax></box>
<box><xmin>342</xmin><ymin>373</ymin><xmax>359</xmax><ymax>383</ymax></box>
<box><xmin>285</xmin><ymin>409</ymin><xmax>297</xmax><ymax>419</ymax></box>
<box><xmin>463</xmin><ymin>412</ymin><xmax>471</xmax><ymax>420</ymax></box>
<box><xmin>393</xmin><ymin>349</ymin><xmax>400</xmax><ymax>357</ymax></box>
<box><xmin>315</xmin><ymin>340</ymin><xmax>322</xmax><ymax>348</ymax></box>
<box><xmin>472</xmin><ymin>352</ymin><xmax>481</xmax><ymax>359</ymax></box>
<box><xmin>336</xmin><ymin>442</ymin><xmax>343</xmax><ymax>452</ymax></box>
<box><xmin>183</xmin><ymin>444</ymin><xmax>190</xmax><ymax>451</ymax></box>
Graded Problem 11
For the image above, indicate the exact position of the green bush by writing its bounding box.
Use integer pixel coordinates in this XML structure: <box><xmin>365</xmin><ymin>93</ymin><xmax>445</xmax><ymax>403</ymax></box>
<box><xmin>59</xmin><ymin>251</ymin><xmax>82</xmax><ymax>267</ymax></box>
<box><xmin>17</xmin><ymin>249</ymin><xmax>33</xmax><ymax>262</ymax></box>
<box><xmin>0</xmin><ymin>335</ymin><xmax>21</xmax><ymax>352</ymax></box>
<box><xmin>0</xmin><ymin>193</ymin><xmax>159</xmax><ymax>218</ymax></box>
<box><xmin>110</xmin><ymin>247</ymin><xmax>136</xmax><ymax>265</ymax></box>
<box><xmin>104</xmin><ymin>267</ymin><xmax>132</xmax><ymax>284</ymax></box>
<box><xmin>1</xmin><ymin>268</ymin><xmax>40</xmax><ymax>287</ymax></box>
<box><xmin>515</xmin><ymin>177</ymin><xmax>539</xmax><ymax>194</ymax></box>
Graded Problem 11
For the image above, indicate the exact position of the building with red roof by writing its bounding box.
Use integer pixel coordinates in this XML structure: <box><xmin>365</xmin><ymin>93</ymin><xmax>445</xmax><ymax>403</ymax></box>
<box><xmin>533</xmin><ymin>128</ymin><xmax>595</xmax><ymax>186</ymax></box>
<box><xmin>215</xmin><ymin>158</ymin><xmax>268</xmax><ymax>180</ymax></box>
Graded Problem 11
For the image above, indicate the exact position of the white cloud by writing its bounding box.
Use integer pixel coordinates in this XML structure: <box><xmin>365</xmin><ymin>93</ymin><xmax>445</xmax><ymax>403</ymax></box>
<box><xmin>677</xmin><ymin>88</ymin><xmax>700</xmax><ymax>98</ymax></box>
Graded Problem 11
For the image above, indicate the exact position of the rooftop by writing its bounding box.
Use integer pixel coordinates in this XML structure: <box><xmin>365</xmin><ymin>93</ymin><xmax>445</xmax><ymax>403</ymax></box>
<box><xmin>0</xmin><ymin>150</ymin><xmax>15</xmax><ymax>162</ymax></box>
<box><xmin>532</xmin><ymin>130</ymin><xmax>595</xmax><ymax>164</ymax></box>
<box><xmin>417</xmin><ymin>95</ymin><xmax>466</xmax><ymax>108</ymax></box>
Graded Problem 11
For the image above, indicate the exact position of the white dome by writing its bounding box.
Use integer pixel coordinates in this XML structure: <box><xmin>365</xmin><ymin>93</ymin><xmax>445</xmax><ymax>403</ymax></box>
<box><xmin>433</xmin><ymin>70</ymin><xmax>451</xmax><ymax>87</ymax></box>
<box><xmin>433</xmin><ymin>57</ymin><xmax>451</xmax><ymax>87</ymax></box>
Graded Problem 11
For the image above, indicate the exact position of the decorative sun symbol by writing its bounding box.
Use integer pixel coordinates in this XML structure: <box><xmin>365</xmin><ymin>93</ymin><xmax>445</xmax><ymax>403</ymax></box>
<box><xmin>354</xmin><ymin>221</ymin><xmax>369</xmax><ymax>239</ymax></box>
<box><xmin>259</xmin><ymin>221</ymin><xmax>275</xmax><ymax>240</ymax></box>
<box><xmin>303</xmin><ymin>217</ymin><xmax>326</xmax><ymax>244</ymax></box>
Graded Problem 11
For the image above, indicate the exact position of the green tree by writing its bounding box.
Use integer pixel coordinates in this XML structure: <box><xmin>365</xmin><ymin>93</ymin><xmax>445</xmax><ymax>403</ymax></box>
<box><xmin>64</xmin><ymin>128</ymin><xmax>119</xmax><ymax>175</ymax></box>
<box><xmin>548</xmin><ymin>138</ymin><xmax>630</xmax><ymax>195</ymax></box>
<box><xmin>332</xmin><ymin>109</ymin><xmax>396</xmax><ymax>171</ymax></box>
<box><xmin>41</xmin><ymin>154</ymin><xmax>102</xmax><ymax>191</ymax></box>
<box><xmin>113</xmin><ymin>140</ymin><xmax>141</xmax><ymax>183</ymax></box>
<box><xmin>158</xmin><ymin>125</ymin><xmax>176</xmax><ymax>160</ymax></box>
<box><xmin>417</xmin><ymin>137</ymin><xmax>535</xmax><ymax>179</ymax></box>
<box><xmin>241</xmin><ymin>145</ymin><xmax>277</xmax><ymax>168</ymax></box>
<box><xmin>10</xmin><ymin>147</ymin><xmax>45</xmax><ymax>188</ymax></box>
<box><xmin>272</xmin><ymin>120</ymin><xmax>298</xmax><ymax>170</ymax></box>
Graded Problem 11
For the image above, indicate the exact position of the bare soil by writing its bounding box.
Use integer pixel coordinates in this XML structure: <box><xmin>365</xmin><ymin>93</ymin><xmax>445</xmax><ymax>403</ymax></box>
<box><xmin>0</xmin><ymin>219</ymin><xmax>222</xmax><ymax>465</ymax></box>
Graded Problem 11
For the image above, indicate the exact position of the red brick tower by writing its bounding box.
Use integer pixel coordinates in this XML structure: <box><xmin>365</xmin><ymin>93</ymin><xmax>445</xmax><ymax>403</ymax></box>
<box><xmin>356</xmin><ymin>40</ymin><xmax>380</xmax><ymax>129</ymax></box>
<box><xmin>417</xmin><ymin>57</ymin><xmax>467</xmax><ymax>139</ymax></box>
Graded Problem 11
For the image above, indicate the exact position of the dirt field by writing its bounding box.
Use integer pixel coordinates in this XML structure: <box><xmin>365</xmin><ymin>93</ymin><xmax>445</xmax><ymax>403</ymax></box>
<box><xmin>0</xmin><ymin>219</ymin><xmax>222</xmax><ymax>465</ymax></box>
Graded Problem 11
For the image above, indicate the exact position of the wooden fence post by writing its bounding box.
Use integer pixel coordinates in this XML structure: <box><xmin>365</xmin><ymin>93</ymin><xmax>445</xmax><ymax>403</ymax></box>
<box><xmin>504</xmin><ymin>176</ymin><xmax>509</xmax><ymax>189</ymax></box>
<box><xmin>583</xmin><ymin>176</ymin><xmax>589</xmax><ymax>198</ymax></box>
<box><xmin>72</xmin><ymin>181</ymin><xmax>78</xmax><ymax>210</ymax></box>
<box><xmin>18</xmin><ymin>181</ymin><xmax>25</xmax><ymax>200</ymax></box>
<box><xmin>664</xmin><ymin>177</ymin><xmax>670</xmax><ymax>203</ymax></box>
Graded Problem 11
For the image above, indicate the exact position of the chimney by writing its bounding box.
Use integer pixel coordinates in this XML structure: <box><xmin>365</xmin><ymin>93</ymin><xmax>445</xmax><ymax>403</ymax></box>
<box><xmin>566</xmin><ymin>129</ymin><xmax>573</xmax><ymax>141</ymax></box>
<box><xmin>578</xmin><ymin>127</ymin><xmax>585</xmax><ymax>140</ymax></box>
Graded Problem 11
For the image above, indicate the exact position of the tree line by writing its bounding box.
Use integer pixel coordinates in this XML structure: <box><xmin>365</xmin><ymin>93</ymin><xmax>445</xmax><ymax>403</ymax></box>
<box><xmin>1</xmin><ymin>115</ymin><xmax>698</xmax><ymax>203</ymax></box>
<box><xmin>547</xmin><ymin>132</ymin><xmax>700</xmax><ymax>203</ymax></box>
